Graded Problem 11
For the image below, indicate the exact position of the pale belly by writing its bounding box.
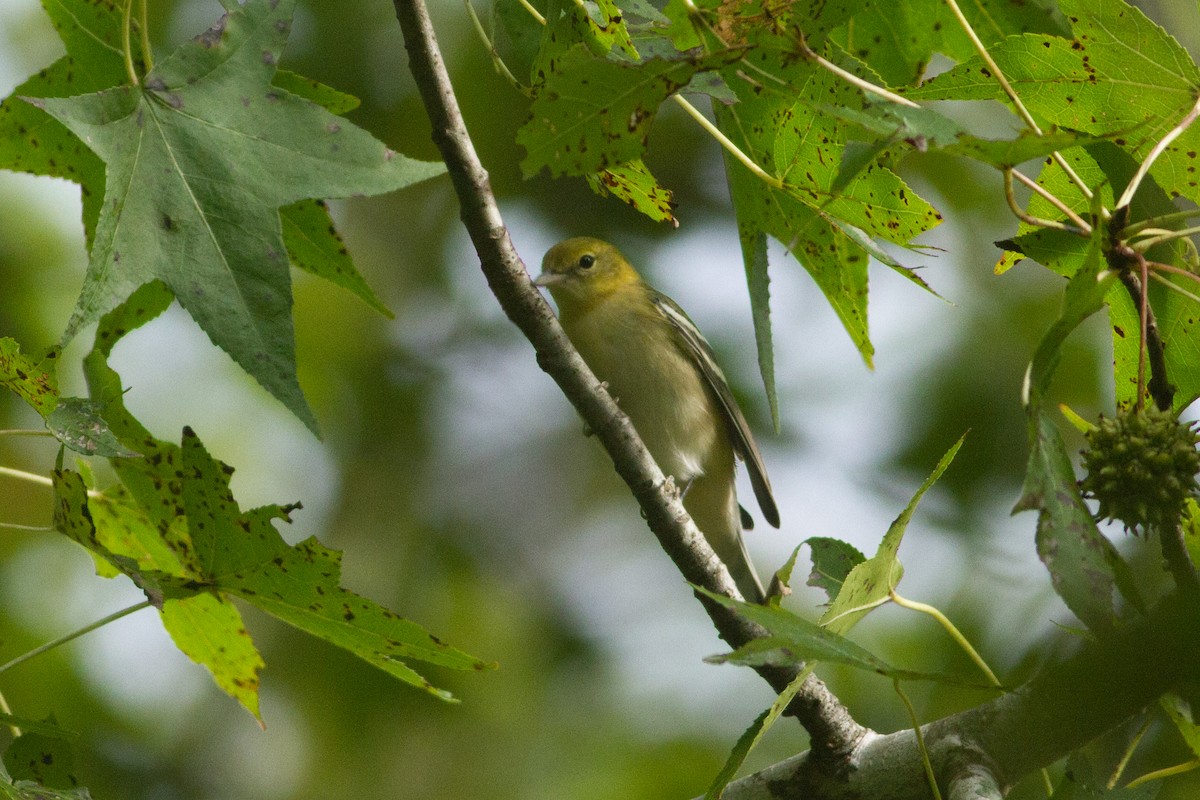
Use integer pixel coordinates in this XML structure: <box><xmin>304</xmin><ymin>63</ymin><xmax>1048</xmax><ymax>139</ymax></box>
<box><xmin>567</xmin><ymin>303</ymin><xmax>721</xmax><ymax>482</ymax></box>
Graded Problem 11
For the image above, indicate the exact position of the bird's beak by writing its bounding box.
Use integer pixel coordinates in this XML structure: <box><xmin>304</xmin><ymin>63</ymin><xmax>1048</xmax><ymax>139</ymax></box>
<box><xmin>533</xmin><ymin>272</ymin><xmax>562</xmax><ymax>288</ymax></box>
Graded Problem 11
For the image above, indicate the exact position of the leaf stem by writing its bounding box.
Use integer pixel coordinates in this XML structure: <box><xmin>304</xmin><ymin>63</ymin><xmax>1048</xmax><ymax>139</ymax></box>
<box><xmin>1107</xmin><ymin>714</ymin><xmax>1152</xmax><ymax>789</ymax></box>
<box><xmin>672</xmin><ymin>94</ymin><xmax>784</xmax><ymax>189</ymax></box>
<box><xmin>0</xmin><ymin>522</ymin><xmax>53</xmax><ymax>533</ymax></box>
<box><xmin>1129</xmin><ymin>224</ymin><xmax>1200</xmax><ymax>253</ymax></box>
<box><xmin>516</xmin><ymin>0</ymin><xmax>546</xmax><ymax>25</ymax></box>
<box><xmin>890</xmin><ymin>591</ymin><xmax>1001</xmax><ymax>687</ymax></box>
<box><xmin>121</xmin><ymin>0</ymin><xmax>140</xmax><ymax>86</ymax></box>
<box><xmin>1124</xmin><ymin>758</ymin><xmax>1200</xmax><ymax>789</ymax></box>
<box><xmin>0</xmin><ymin>466</ymin><xmax>103</xmax><ymax>499</ymax></box>
<box><xmin>1123</xmin><ymin>209</ymin><xmax>1200</xmax><ymax>237</ymax></box>
<box><xmin>1115</xmin><ymin>93</ymin><xmax>1200</xmax><ymax>212</ymax></box>
<box><xmin>0</xmin><ymin>600</ymin><xmax>153</xmax><ymax>675</ymax></box>
<box><xmin>0</xmin><ymin>465</ymin><xmax>53</xmax><ymax>489</ymax></box>
<box><xmin>138</xmin><ymin>0</ymin><xmax>153</xmax><ymax>73</ymax></box>
<box><xmin>809</xmin><ymin>52</ymin><xmax>919</xmax><ymax>108</ymax></box>
<box><xmin>894</xmin><ymin>678</ymin><xmax>942</xmax><ymax>800</ymax></box>
<box><xmin>1003</xmin><ymin>169</ymin><xmax>1087</xmax><ymax>235</ymax></box>
<box><xmin>942</xmin><ymin>0</ymin><xmax>1093</xmax><ymax>203</ymax></box>
<box><xmin>464</xmin><ymin>0</ymin><xmax>528</xmax><ymax>96</ymax></box>
<box><xmin>0</xmin><ymin>430</ymin><xmax>54</xmax><ymax>438</ymax></box>
<box><xmin>1008</xmin><ymin>168</ymin><xmax>1091</xmax><ymax>233</ymax></box>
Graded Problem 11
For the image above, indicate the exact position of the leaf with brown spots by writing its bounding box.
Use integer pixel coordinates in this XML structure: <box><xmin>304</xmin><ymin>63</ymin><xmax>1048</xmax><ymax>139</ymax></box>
<box><xmin>585</xmin><ymin>159</ymin><xmax>678</xmax><ymax>225</ymax></box>
<box><xmin>907</xmin><ymin>0</ymin><xmax>1200</xmax><ymax>207</ymax></box>
<box><xmin>518</xmin><ymin>45</ymin><xmax>740</xmax><ymax>178</ymax></box>
<box><xmin>31</xmin><ymin>0</ymin><xmax>444</xmax><ymax>434</ymax></box>
<box><xmin>0</xmin><ymin>0</ymin><xmax>137</xmax><ymax>245</ymax></box>
<box><xmin>0</xmin><ymin>338</ymin><xmax>59</xmax><ymax>417</ymax></box>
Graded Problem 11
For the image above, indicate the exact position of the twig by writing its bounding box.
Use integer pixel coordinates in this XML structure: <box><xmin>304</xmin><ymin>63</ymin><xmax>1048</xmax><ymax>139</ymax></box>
<box><xmin>392</xmin><ymin>0</ymin><xmax>868</xmax><ymax>759</ymax></box>
<box><xmin>1115</xmin><ymin>265</ymin><xmax>1175</xmax><ymax>411</ymax></box>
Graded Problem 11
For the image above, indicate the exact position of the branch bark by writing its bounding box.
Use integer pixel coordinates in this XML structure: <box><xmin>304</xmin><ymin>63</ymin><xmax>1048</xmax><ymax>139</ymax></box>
<box><xmin>391</xmin><ymin>0</ymin><xmax>865</xmax><ymax>762</ymax></box>
<box><xmin>712</xmin><ymin>593</ymin><xmax>1200</xmax><ymax>799</ymax></box>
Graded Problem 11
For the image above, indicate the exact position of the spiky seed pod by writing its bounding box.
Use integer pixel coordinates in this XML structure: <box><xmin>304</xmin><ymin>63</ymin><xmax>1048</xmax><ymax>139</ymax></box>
<box><xmin>1080</xmin><ymin>407</ymin><xmax>1200</xmax><ymax>534</ymax></box>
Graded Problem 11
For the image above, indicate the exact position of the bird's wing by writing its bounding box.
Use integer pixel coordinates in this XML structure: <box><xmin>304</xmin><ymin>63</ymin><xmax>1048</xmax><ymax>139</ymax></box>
<box><xmin>651</xmin><ymin>291</ymin><xmax>779</xmax><ymax>528</ymax></box>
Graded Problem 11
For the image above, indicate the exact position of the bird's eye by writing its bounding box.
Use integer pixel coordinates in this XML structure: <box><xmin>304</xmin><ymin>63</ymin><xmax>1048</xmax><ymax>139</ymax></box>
<box><xmin>578</xmin><ymin>254</ymin><xmax>596</xmax><ymax>270</ymax></box>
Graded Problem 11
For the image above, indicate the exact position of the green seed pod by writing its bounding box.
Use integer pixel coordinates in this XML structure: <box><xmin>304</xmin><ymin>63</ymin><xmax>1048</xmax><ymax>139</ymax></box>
<box><xmin>1079</xmin><ymin>407</ymin><xmax>1200</xmax><ymax>534</ymax></box>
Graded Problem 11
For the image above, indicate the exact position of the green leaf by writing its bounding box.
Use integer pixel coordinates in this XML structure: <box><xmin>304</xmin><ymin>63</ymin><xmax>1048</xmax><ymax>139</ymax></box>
<box><xmin>0</xmin><ymin>339</ymin><xmax>59</xmax><ymax>417</ymax></box>
<box><xmin>282</xmin><ymin>199</ymin><xmax>392</xmax><ymax>316</ymax></box>
<box><xmin>739</xmin><ymin>229</ymin><xmax>778</xmax><ymax>430</ymax></box>
<box><xmin>820</xmin><ymin>434</ymin><xmax>965</xmax><ymax>634</ymax></box>
<box><xmin>591</xmin><ymin>0</ymin><xmax>640</xmax><ymax>59</ymax></box>
<box><xmin>907</xmin><ymin>0</ymin><xmax>1200</xmax><ymax>209</ymax></box>
<box><xmin>519</xmin><ymin>46</ymin><xmax>739</xmax><ymax>177</ymax></box>
<box><xmin>44</xmin><ymin>397</ymin><xmax>140</xmax><ymax>458</ymax></box>
<box><xmin>0</xmin><ymin>778</ymin><xmax>93</xmax><ymax>800</ymax></box>
<box><xmin>714</xmin><ymin>45</ymin><xmax>941</xmax><ymax>368</ymax></box>
<box><xmin>272</xmin><ymin>70</ymin><xmax>361</xmax><ymax>115</ymax></box>
<box><xmin>33</xmin><ymin>0</ymin><xmax>445</xmax><ymax>434</ymax></box>
<box><xmin>832</xmin><ymin>0</ymin><xmax>1064</xmax><ymax>87</ymax></box>
<box><xmin>1050</xmin><ymin>751</ymin><xmax>1162</xmax><ymax>799</ymax></box>
<box><xmin>803</xmin><ymin>537</ymin><xmax>866</xmax><ymax>603</ymax></box>
<box><xmin>584</xmin><ymin>160</ymin><xmax>678</xmax><ymax>226</ymax></box>
<box><xmin>698</xmin><ymin>588</ymin><xmax>970</xmax><ymax>684</ymax></box>
<box><xmin>4</xmin><ymin>730</ymin><xmax>80</xmax><ymax>792</ymax></box>
<box><xmin>0</xmin><ymin>717</ymin><xmax>75</xmax><ymax>741</ymax></box>
<box><xmin>161</xmin><ymin>594</ymin><xmax>265</xmax><ymax>722</ymax></box>
<box><xmin>704</xmin><ymin>668</ymin><xmax>813</xmax><ymax>799</ymax></box>
<box><xmin>1017</xmin><ymin>412</ymin><xmax>1122</xmax><ymax>633</ymax></box>
<box><xmin>0</xmin><ymin>0</ymin><xmax>136</xmax><ymax>244</ymax></box>
<box><xmin>1161</xmin><ymin>694</ymin><xmax>1200</xmax><ymax>759</ymax></box>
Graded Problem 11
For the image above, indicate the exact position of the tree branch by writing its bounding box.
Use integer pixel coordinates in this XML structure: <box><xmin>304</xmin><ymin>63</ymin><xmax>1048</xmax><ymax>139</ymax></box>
<box><xmin>711</xmin><ymin>593</ymin><xmax>1200</xmax><ymax>799</ymax></box>
<box><xmin>391</xmin><ymin>0</ymin><xmax>865</xmax><ymax>760</ymax></box>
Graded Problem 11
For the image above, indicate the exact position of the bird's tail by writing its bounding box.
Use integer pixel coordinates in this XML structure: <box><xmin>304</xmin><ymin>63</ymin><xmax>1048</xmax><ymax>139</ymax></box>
<box><xmin>685</xmin><ymin>471</ymin><xmax>766</xmax><ymax>604</ymax></box>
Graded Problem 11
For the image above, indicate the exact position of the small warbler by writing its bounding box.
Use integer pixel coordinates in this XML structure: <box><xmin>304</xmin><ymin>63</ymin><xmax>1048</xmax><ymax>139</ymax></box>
<box><xmin>535</xmin><ymin>237</ymin><xmax>778</xmax><ymax>602</ymax></box>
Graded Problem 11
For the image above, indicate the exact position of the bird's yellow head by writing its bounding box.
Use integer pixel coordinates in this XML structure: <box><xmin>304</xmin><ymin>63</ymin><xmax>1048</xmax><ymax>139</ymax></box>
<box><xmin>535</xmin><ymin>237</ymin><xmax>642</xmax><ymax>315</ymax></box>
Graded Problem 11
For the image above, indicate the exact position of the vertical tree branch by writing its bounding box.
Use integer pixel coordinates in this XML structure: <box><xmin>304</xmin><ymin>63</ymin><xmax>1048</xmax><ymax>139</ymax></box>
<box><xmin>391</xmin><ymin>0</ymin><xmax>866</xmax><ymax>760</ymax></box>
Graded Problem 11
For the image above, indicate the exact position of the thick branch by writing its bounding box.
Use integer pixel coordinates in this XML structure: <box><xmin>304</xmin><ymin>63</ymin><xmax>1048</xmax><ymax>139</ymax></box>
<box><xmin>712</xmin><ymin>593</ymin><xmax>1200</xmax><ymax>799</ymax></box>
<box><xmin>391</xmin><ymin>0</ymin><xmax>865</xmax><ymax>758</ymax></box>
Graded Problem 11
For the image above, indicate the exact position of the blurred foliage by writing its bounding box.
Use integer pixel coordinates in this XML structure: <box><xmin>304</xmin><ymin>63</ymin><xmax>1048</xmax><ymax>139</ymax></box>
<box><xmin>0</xmin><ymin>0</ymin><xmax>1199</xmax><ymax>799</ymax></box>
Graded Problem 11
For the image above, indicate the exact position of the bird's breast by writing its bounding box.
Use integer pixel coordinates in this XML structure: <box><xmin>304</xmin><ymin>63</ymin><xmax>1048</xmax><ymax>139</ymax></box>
<box><xmin>562</xmin><ymin>296</ymin><xmax>723</xmax><ymax>482</ymax></box>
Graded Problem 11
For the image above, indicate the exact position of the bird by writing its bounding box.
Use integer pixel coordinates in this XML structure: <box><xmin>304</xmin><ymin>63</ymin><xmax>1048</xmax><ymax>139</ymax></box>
<box><xmin>534</xmin><ymin>237</ymin><xmax>778</xmax><ymax>602</ymax></box>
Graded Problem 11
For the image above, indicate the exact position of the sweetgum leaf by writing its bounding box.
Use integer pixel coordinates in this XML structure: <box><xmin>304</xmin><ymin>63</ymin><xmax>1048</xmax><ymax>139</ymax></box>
<box><xmin>281</xmin><ymin>200</ymin><xmax>392</xmax><ymax>317</ymax></box>
<box><xmin>0</xmin><ymin>0</ymin><xmax>138</xmax><ymax>244</ymax></box>
<box><xmin>45</xmin><ymin>397</ymin><xmax>140</xmax><ymax>458</ymax></box>
<box><xmin>585</xmin><ymin>159</ymin><xmax>678</xmax><ymax>226</ymax></box>
<box><xmin>1014</xmin><ymin>239</ymin><xmax>1126</xmax><ymax>633</ymax></box>
<box><xmin>32</xmin><ymin>0</ymin><xmax>445</xmax><ymax>434</ymax></box>
<box><xmin>803</xmin><ymin>537</ymin><xmax>866</xmax><ymax>603</ymax></box>
<box><xmin>716</xmin><ymin>43</ymin><xmax>941</xmax><ymax>369</ymax></box>
<box><xmin>519</xmin><ymin>46</ymin><xmax>740</xmax><ymax>177</ymax></box>
<box><xmin>908</xmin><ymin>0</ymin><xmax>1200</xmax><ymax>207</ymax></box>
<box><xmin>161</xmin><ymin>594</ymin><xmax>265</xmax><ymax>722</ymax></box>
<box><xmin>820</xmin><ymin>434</ymin><xmax>964</xmax><ymax>634</ymax></box>
<box><xmin>833</xmin><ymin>0</ymin><xmax>1063</xmax><ymax>87</ymax></box>
<box><xmin>4</xmin><ymin>729</ymin><xmax>79</xmax><ymax>791</ymax></box>
<box><xmin>0</xmin><ymin>339</ymin><xmax>58</xmax><ymax>417</ymax></box>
